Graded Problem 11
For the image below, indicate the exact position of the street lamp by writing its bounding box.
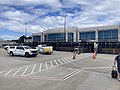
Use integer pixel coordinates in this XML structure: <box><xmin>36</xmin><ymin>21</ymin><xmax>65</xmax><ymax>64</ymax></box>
<box><xmin>63</xmin><ymin>15</ymin><xmax>67</xmax><ymax>42</ymax></box>
<box><xmin>25</xmin><ymin>22</ymin><xmax>27</xmax><ymax>37</ymax></box>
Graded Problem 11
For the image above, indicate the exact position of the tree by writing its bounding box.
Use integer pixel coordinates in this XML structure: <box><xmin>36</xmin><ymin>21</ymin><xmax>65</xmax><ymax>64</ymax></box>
<box><xmin>18</xmin><ymin>35</ymin><xmax>27</xmax><ymax>44</ymax></box>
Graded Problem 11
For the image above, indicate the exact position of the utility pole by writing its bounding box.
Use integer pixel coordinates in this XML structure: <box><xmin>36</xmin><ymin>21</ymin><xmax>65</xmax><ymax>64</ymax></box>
<box><xmin>63</xmin><ymin>15</ymin><xmax>67</xmax><ymax>42</ymax></box>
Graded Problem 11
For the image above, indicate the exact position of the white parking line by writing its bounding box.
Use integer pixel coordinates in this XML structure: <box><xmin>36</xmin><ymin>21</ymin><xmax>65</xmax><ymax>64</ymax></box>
<box><xmin>54</xmin><ymin>60</ymin><xmax>59</xmax><ymax>66</ymax></box>
<box><xmin>62</xmin><ymin>69</ymin><xmax>80</xmax><ymax>79</ymax></box>
<box><xmin>58</xmin><ymin>59</ymin><xmax>63</xmax><ymax>64</ymax></box>
<box><xmin>12</xmin><ymin>67</ymin><xmax>22</xmax><ymax>76</ymax></box>
<box><xmin>45</xmin><ymin>62</ymin><xmax>48</xmax><ymax>69</ymax></box>
<box><xmin>62</xmin><ymin>68</ymin><xmax>84</xmax><ymax>80</ymax></box>
<box><xmin>5</xmin><ymin>69</ymin><xmax>14</xmax><ymax>76</ymax></box>
<box><xmin>31</xmin><ymin>64</ymin><xmax>37</xmax><ymax>74</ymax></box>
<box><xmin>50</xmin><ymin>61</ymin><xmax>53</xmax><ymax>67</ymax></box>
<box><xmin>0</xmin><ymin>75</ymin><xmax>62</xmax><ymax>81</ymax></box>
<box><xmin>84</xmin><ymin>67</ymin><xmax>111</xmax><ymax>70</ymax></box>
<box><xmin>21</xmin><ymin>66</ymin><xmax>29</xmax><ymax>76</ymax></box>
<box><xmin>39</xmin><ymin>63</ymin><xmax>42</xmax><ymax>71</ymax></box>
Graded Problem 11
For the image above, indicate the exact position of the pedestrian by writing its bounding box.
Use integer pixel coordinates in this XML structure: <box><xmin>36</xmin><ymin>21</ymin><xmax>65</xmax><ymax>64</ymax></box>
<box><xmin>113</xmin><ymin>53</ymin><xmax>120</xmax><ymax>81</ymax></box>
<box><xmin>73</xmin><ymin>51</ymin><xmax>76</xmax><ymax>59</ymax></box>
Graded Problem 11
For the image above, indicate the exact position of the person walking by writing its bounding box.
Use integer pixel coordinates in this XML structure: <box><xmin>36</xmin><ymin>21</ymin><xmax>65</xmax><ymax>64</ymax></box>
<box><xmin>73</xmin><ymin>51</ymin><xmax>76</xmax><ymax>59</ymax></box>
<box><xmin>113</xmin><ymin>53</ymin><xmax>120</xmax><ymax>81</ymax></box>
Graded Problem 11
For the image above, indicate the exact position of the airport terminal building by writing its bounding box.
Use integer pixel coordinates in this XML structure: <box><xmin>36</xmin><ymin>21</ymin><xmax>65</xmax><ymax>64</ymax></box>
<box><xmin>32</xmin><ymin>25</ymin><xmax>120</xmax><ymax>54</ymax></box>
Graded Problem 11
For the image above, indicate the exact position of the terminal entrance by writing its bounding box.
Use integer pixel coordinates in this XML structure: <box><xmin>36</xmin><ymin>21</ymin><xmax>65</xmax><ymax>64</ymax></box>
<box><xmin>80</xmin><ymin>42</ymin><xmax>94</xmax><ymax>53</ymax></box>
<box><xmin>46</xmin><ymin>42</ymin><xmax>95</xmax><ymax>53</ymax></box>
<box><xmin>32</xmin><ymin>42</ymin><xmax>95</xmax><ymax>53</ymax></box>
<box><xmin>32</xmin><ymin>41</ymin><xmax>120</xmax><ymax>54</ymax></box>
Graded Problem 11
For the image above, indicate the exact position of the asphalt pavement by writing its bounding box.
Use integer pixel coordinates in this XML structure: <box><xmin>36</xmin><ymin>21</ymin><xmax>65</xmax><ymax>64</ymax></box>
<box><xmin>0</xmin><ymin>48</ymin><xmax>120</xmax><ymax>90</ymax></box>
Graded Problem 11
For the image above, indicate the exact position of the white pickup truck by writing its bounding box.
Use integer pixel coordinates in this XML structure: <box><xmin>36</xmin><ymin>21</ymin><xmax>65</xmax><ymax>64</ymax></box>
<box><xmin>37</xmin><ymin>45</ymin><xmax>53</xmax><ymax>54</ymax></box>
<box><xmin>4</xmin><ymin>45</ymin><xmax>11</xmax><ymax>50</ymax></box>
<box><xmin>8</xmin><ymin>46</ymin><xmax>38</xmax><ymax>57</ymax></box>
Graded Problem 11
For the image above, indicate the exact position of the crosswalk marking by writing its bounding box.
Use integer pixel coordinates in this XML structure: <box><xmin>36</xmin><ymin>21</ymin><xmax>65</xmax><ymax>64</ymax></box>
<box><xmin>54</xmin><ymin>60</ymin><xmax>59</xmax><ymax>66</ymax></box>
<box><xmin>64</xmin><ymin>58</ymin><xmax>71</xmax><ymax>62</ymax></box>
<box><xmin>66</xmin><ymin>57</ymin><xmax>72</xmax><ymax>60</ymax></box>
<box><xmin>39</xmin><ymin>63</ymin><xmax>42</xmax><ymax>71</ymax></box>
<box><xmin>58</xmin><ymin>59</ymin><xmax>63</xmax><ymax>64</ymax></box>
<box><xmin>50</xmin><ymin>61</ymin><xmax>54</xmax><ymax>67</ymax></box>
<box><xmin>12</xmin><ymin>67</ymin><xmax>22</xmax><ymax>76</ymax></box>
<box><xmin>21</xmin><ymin>66</ymin><xmax>29</xmax><ymax>76</ymax></box>
<box><xmin>0</xmin><ymin>54</ymin><xmax>92</xmax><ymax>77</ymax></box>
<box><xmin>31</xmin><ymin>64</ymin><xmax>37</xmax><ymax>74</ymax></box>
<box><xmin>5</xmin><ymin>69</ymin><xmax>14</xmax><ymax>76</ymax></box>
<box><xmin>61</xmin><ymin>58</ymin><xmax>67</xmax><ymax>63</ymax></box>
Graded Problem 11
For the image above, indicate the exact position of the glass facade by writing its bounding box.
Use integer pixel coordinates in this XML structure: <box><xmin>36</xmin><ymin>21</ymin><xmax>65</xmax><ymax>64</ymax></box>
<box><xmin>44</xmin><ymin>33</ymin><xmax>64</xmax><ymax>42</ymax></box>
<box><xmin>33</xmin><ymin>28</ymin><xmax>119</xmax><ymax>43</ymax></box>
<box><xmin>98</xmin><ymin>29</ymin><xmax>118</xmax><ymax>42</ymax></box>
<box><xmin>33</xmin><ymin>35</ymin><xmax>41</xmax><ymax>42</ymax></box>
<box><xmin>68</xmin><ymin>33</ymin><xmax>74</xmax><ymax>42</ymax></box>
<box><xmin>79</xmin><ymin>31</ymin><xmax>95</xmax><ymax>41</ymax></box>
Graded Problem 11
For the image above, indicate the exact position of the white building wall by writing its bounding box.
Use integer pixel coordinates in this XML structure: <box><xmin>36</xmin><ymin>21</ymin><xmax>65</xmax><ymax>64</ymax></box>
<box><xmin>32</xmin><ymin>25</ymin><xmax>120</xmax><ymax>43</ymax></box>
<box><xmin>118</xmin><ymin>26</ymin><xmax>120</xmax><ymax>42</ymax></box>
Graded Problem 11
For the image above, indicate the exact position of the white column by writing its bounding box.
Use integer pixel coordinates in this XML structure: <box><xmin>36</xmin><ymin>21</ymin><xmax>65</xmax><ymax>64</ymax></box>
<box><xmin>66</xmin><ymin>32</ymin><xmax>68</xmax><ymax>42</ymax></box>
<box><xmin>78</xmin><ymin>31</ymin><xmax>79</xmax><ymax>42</ymax></box>
<box><xmin>118</xmin><ymin>27</ymin><xmax>120</xmax><ymax>41</ymax></box>
<box><xmin>74</xmin><ymin>32</ymin><xmax>76</xmax><ymax>42</ymax></box>
<box><xmin>95</xmin><ymin>30</ymin><xmax>98</xmax><ymax>42</ymax></box>
<box><xmin>95</xmin><ymin>30</ymin><xmax>98</xmax><ymax>52</ymax></box>
<box><xmin>42</xmin><ymin>33</ymin><xmax>45</xmax><ymax>42</ymax></box>
<box><xmin>32</xmin><ymin>35</ymin><xmax>33</xmax><ymax>42</ymax></box>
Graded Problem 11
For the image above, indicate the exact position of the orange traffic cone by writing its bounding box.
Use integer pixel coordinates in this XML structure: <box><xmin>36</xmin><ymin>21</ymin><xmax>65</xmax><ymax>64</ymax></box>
<box><xmin>93</xmin><ymin>51</ymin><xmax>96</xmax><ymax>59</ymax></box>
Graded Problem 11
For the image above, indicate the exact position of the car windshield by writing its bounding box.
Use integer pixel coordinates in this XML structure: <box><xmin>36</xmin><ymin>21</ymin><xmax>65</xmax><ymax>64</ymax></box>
<box><xmin>24</xmin><ymin>46</ymin><xmax>32</xmax><ymax>49</ymax></box>
<box><xmin>10</xmin><ymin>46</ymin><xmax>15</xmax><ymax>49</ymax></box>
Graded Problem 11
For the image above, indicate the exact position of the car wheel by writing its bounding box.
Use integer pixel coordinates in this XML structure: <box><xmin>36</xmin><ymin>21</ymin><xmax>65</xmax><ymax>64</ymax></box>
<box><xmin>9</xmin><ymin>52</ymin><xmax>14</xmax><ymax>56</ymax></box>
<box><xmin>34</xmin><ymin>55</ymin><xmax>37</xmax><ymax>57</ymax></box>
<box><xmin>49</xmin><ymin>52</ymin><xmax>52</xmax><ymax>55</ymax></box>
<box><xmin>25</xmin><ymin>53</ymin><xmax>30</xmax><ymax>58</ymax></box>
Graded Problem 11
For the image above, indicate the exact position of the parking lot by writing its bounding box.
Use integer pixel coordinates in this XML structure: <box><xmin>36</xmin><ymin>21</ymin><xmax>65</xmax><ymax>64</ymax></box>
<box><xmin>0</xmin><ymin>48</ymin><xmax>120</xmax><ymax>90</ymax></box>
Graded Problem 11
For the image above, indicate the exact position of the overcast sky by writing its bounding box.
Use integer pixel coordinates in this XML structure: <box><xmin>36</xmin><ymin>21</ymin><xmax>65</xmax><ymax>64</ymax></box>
<box><xmin>0</xmin><ymin>0</ymin><xmax>120</xmax><ymax>40</ymax></box>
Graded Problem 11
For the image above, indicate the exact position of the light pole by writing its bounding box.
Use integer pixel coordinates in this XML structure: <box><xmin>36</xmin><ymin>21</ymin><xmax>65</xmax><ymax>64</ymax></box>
<box><xmin>63</xmin><ymin>15</ymin><xmax>67</xmax><ymax>42</ymax></box>
<box><xmin>25</xmin><ymin>22</ymin><xmax>27</xmax><ymax>37</ymax></box>
<box><xmin>76</xmin><ymin>27</ymin><xmax>78</xmax><ymax>42</ymax></box>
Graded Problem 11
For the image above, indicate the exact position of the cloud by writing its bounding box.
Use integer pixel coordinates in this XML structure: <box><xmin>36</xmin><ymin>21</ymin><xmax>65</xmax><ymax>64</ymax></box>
<box><xmin>1</xmin><ymin>10</ymin><xmax>38</xmax><ymax>22</ymax></box>
<box><xmin>0</xmin><ymin>0</ymin><xmax>120</xmax><ymax>40</ymax></box>
<box><xmin>0</xmin><ymin>34</ymin><xmax>19</xmax><ymax>40</ymax></box>
<box><xmin>0</xmin><ymin>0</ymin><xmax>61</xmax><ymax>7</ymax></box>
<box><xmin>0</xmin><ymin>20</ymin><xmax>43</xmax><ymax>33</ymax></box>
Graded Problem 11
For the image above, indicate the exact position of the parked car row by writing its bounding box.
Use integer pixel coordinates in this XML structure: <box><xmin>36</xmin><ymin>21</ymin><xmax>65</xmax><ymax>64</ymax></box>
<box><xmin>4</xmin><ymin>45</ymin><xmax>53</xmax><ymax>58</ymax></box>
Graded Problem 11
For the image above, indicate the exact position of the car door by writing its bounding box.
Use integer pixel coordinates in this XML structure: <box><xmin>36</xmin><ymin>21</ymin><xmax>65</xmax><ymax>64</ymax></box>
<box><xmin>19</xmin><ymin>47</ymin><xmax>25</xmax><ymax>56</ymax></box>
<box><xmin>14</xmin><ymin>46</ymin><xmax>21</xmax><ymax>55</ymax></box>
